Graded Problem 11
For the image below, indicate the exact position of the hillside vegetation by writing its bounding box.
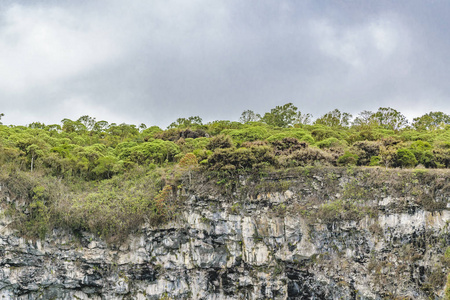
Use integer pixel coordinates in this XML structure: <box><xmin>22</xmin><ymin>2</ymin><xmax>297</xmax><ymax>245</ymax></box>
<box><xmin>0</xmin><ymin>104</ymin><xmax>449</xmax><ymax>241</ymax></box>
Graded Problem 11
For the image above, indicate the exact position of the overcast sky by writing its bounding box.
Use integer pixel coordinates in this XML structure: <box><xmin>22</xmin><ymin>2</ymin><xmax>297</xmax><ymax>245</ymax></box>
<box><xmin>1</xmin><ymin>0</ymin><xmax>449</xmax><ymax>127</ymax></box>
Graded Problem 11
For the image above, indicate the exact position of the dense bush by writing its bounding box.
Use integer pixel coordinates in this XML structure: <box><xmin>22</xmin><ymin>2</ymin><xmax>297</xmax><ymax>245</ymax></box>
<box><xmin>278</xmin><ymin>147</ymin><xmax>335</xmax><ymax>167</ymax></box>
<box><xmin>0</xmin><ymin>107</ymin><xmax>449</xmax><ymax>242</ymax></box>
<box><xmin>207</xmin><ymin>144</ymin><xmax>276</xmax><ymax>171</ymax></box>
<box><xmin>351</xmin><ymin>141</ymin><xmax>382</xmax><ymax>166</ymax></box>
<box><xmin>337</xmin><ymin>152</ymin><xmax>359</xmax><ymax>166</ymax></box>
<box><xmin>206</xmin><ymin>134</ymin><xmax>234</xmax><ymax>150</ymax></box>
<box><xmin>396</xmin><ymin>148</ymin><xmax>418</xmax><ymax>168</ymax></box>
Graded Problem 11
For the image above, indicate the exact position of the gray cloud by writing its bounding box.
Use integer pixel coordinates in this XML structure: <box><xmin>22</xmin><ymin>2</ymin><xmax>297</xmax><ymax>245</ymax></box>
<box><xmin>0</xmin><ymin>0</ymin><xmax>449</xmax><ymax>127</ymax></box>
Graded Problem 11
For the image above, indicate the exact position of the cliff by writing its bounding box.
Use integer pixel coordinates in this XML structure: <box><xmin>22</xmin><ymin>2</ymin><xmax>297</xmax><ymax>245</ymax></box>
<box><xmin>0</xmin><ymin>167</ymin><xmax>449</xmax><ymax>299</ymax></box>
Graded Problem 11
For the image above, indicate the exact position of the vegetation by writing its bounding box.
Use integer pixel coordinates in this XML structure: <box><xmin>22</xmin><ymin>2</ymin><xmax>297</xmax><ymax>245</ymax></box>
<box><xmin>0</xmin><ymin>105</ymin><xmax>449</xmax><ymax>241</ymax></box>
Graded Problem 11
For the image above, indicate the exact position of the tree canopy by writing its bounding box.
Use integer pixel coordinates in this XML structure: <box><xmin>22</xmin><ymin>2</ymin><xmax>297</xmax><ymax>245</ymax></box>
<box><xmin>0</xmin><ymin>105</ymin><xmax>449</xmax><ymax>241</ymax></box>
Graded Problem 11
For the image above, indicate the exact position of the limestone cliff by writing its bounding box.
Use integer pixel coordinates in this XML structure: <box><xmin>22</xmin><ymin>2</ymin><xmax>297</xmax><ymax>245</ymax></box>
<box><xmin>0</xmin><ymin>168</ymin><xmax>449</xmax><ymax>299</ymax></box>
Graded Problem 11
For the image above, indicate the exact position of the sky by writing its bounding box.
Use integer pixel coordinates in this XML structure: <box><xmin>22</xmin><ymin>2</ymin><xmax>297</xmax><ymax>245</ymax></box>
<box><xmin>0</xmin><ymin>0</ymin><xmax>449</xmax><ymax>128</ymax></box>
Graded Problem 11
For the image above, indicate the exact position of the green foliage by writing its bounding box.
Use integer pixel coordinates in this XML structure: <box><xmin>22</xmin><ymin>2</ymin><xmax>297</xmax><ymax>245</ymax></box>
<box><xmin>353</xmin><ymin>107</ymin><xmax>408</xmax><ymax>131</ymax></box>
<box><xmin>207</xmin><ymin>134</ymin><xmax>234</xmax><ymax>150</ymax></box>
<box><xmin>277</xmin><ymin>147</ymin><xmax>335</xmax><ymax>168</ymax></box>
<box><xmin>266</xmin><ymin>128</ymin><xmax>314</xmax><ymax>144</ymax></box>
<box><xmin>222</xmin><ymin>125</ymin><xmax>271</xmax><ymax>143</ymax></box>
<box><xmin>370</xmin><ymin>107</ymin><xmax>408</xmax><ymax>130</ymax></box>
<box><xmin>396</xmin><ymin>148</ymin><xmax>418</xmax><ymax>168</ymax></box>
<box><xmin>337</xmin><ymin>152</ymin><xmax>359</xmax><ymax>166</ymax></box>
<box><xmin>92</xmin><ymin>155</ymin><xmax>122</xmax><ymax>179</ymax></box>
<box><xmin>445</xmin><ymin>273</ymin><xmax>450</xmax><ymax>300</ymax></box>
<box><xmin>314</xmin><ymin>109</ymin><xmax>352</xmax><ymax>128</ymax></box>
<box><xmin>351</xmin><ymin>141</ymin><xmax>382</xmax><ymax>166</ymax></box>
<box><xmin>316</xmin><ymin>199</ymin><xmax>361</xmax><ymax>222</ymax></box>
<box><xmin>207</xmin><ymin>144</ymin><xmax>276</xmax><ymax>171</ymax></box>
<box><xmin>126</xmin><ymin>140</ymin><xmax>180</xmax><ymax>165</ymax></box>
<box><xmin>207</xmin><ymin>120</ymin><xmax>243</xmax><ymax>135</ymax></box>
<box><xmin>0</xmin><ymin>109</ymin><xmax>449</xmax><ymax>243</ymax></box>
<box><xmin>260</xmin><ymin>103</ymin><xmax>311</xmax><ymax>127</ymax></box>
<box><xmin>168</xmin><ymin>116</ymin><xmax>203</xmax><ymax>129</ymax></box>
<box><xmin>61</xmin><ymin>173</ymin><xmax>163</xmax><ymax>242</ymax></box>
<box><xmin>369</xmin><ymin>156</ymin><xmax>381</xmax><ymax>166</ymax></box>
<box><xmin>413</xmin><ymin>111</ymin><xmax>450</xmax><ymax>130</ymax></box>
<box><xmin>156</xmin><ymin>128</ymin><xmax>208</xmax><ymax>141</ymax></box>
<box><xmin>141</xmin><ymin>126</ymin><xmax>163</xmax><ymax>140</ymax></box>
<box><xmin>409</xmin><ymin>140</ymin><xmax>434</xmax><ymax>166</ymax></box>
<box><xmin>309</xmin><ymin>125</ymin><xmax>345</xmax><ymax>142</ymax></box>
<box><xmin>240</xmin><ymin>110</ymin><xmax>261</xmax><ymax>124</ymax></box>
<box><xmin>316</xmin><ymin>137</ymin><xmax>345</xmax><ymax>149</ymax></box>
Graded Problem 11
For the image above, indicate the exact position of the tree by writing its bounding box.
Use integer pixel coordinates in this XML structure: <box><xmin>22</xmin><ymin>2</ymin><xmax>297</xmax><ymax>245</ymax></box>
<box><xmin>239</xmin><ymin>110</ymin><xmax>261</xmax><ymax>123</ymax></box>
<box><xmin>371</xmin><ymin>107</ymin><xmax>408</xmax><ymax>131</ymax></box>
<box><xmin>352</xmin><ymin>110</ymin><xmax>376</xmax><ymax>128</ymax></box>
<box><xmin>0</xmin><ymin>113</ymin><xmax>4</xmax><ymax>125</ymax></box>
<box><xmin>168</xmin><ymin>116</ymin><xmax>203</xmax><ymax>129</ymax></box>
<box><xmin>177</xmin><ymin>153</ymin><xmax>199</xmax><ymax>183</ymax></box>
<box><xmin>352</xmin><ymin>108</ymin><xmax>408</xmax><ymax>131</ymax></box>
<box><xmin>28</xmin><ymin>122</ymin><xmax>46</xmax><ymax>129</ymax></box>
<box><xmin>61</xmin><ymin>118</ymin><xmax>86</xmax><ymax>133</ymax></box>
<box><xmin>139</xmin><ymin>123</ymin><xmax>147</xmax><ymax>131</ymax></box>
<box><xmin>260</xmin><ymin>103</ymin><xmax>311</xmax><ymax>127</ymax></box>
<box><xmin>396</xmin><ymin>148</ymin><xmax>417</xmax><ymax>168</ymax></box>
<box><xmin>77</xmin><ymin>115</ymin><xmax>96</xmax><ymax>131</ymax></box>
<box><xmin>412</xmin><ymin>111</ymin><xmax>450</xmax><ymax>130</ymax></box>
<box><xmin>314</xmin><ymin>109</ymin><xmax>352</xmax><ymax>127</ymax></box>
<box><xmin>107</xmin><ymin>123</ymin><xmax>139</xmax><ymax>142</ymax></box>
<box><xmin>92</xmin><ymin>120</ymin><xmax>109</xmax><ymax>134</ymax></box>
<box><xmin>46</xmin><ymin>124</ymin><xmax>62</xmax><ymax>132</ymax></box>
<box><xmin>92</xmin><ymin>155</ymin><xmax>122</xmax><ymax>179</ymax></box>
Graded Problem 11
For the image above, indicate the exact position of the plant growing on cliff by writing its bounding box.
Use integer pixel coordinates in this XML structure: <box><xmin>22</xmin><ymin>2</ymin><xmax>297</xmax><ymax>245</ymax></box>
<box><xmin>445</xmin><ymin>273</ymin><xmax>450</xmax><ymax>300</ymax></box>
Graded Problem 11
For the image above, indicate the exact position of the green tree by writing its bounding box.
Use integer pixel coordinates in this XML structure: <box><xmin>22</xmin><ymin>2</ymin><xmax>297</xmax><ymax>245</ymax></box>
<box><xmin>396</xmin><ymin>148</ymin><xmax>417</xmax><ymax>168</ymax></box>
<box><xmin>46</xmin><ymin>124</ymin><xmax>61</xmax><ymax>132</ymax></box>
<box><xmin>107</xmin><ymin>123</ymin><xmax>139</xmax><ymax>142</ymax></box>
<box><xmin>177</xmin><ymin>153</ymin><xmax>199</xmax><ymax>183</ymax></box>
<box><xmin>261</xmin><ymin>103</ymin><xmax>311</xmax><ymax>127</ymax></box>
<box><xmin>26</xmin><ymin>144</ymin><xmax>44</xmax><ymax>172</ymax></box>
<box><xmin>412</xmin><ymin>111</ymin><xmax>450</xmax><ymax>130</ymax></box>
<box><xmin>28</xmin><ymin>122</ymin><xmax>46</xmax><ymax>129</ymax></box>
<box><xmin>92</xmin><ymin>120</ymin><xmax>109</xmax><ymax>134</ymax></box>
<box><xmin>239</xmin><ymin>110</ymin><xmax>261</xmax><ymax>123</ymax></box>
<box><xmin>371</xmin><ymin>107</ymin><xmax>408</xmax><ymax>130</ymax></box>
<box><xmin>61</xmin><ymin>118</ymin><xmax>86</xmax><ymax>133</ymax></box>
<box><xmin>92</xmin><ymin>155</ymin><xmax>122</xmax><ymax>179</ymax></box>
<box><xmin>353</xmin><ymin>108</ymin><xmax>408</xmax><ymax>131</ymax></box>
<box><xmin>168</xmin><ymin>116</ymin><xmax>203</xmax><ymax>129</ymax></box>
<box><xmin>77</xmin><ymin>115</ymin><xmax>96</xmax><ymax>131</ymax></box>
<box><xmin>352</xmin><ymin>110</ymin><xmax>376</xmax><ymax>128</ymax></box>
<box><xmin>314</xmin><ymin>109</ymin><xmax>352</xmax><ymax>128</ymax></box>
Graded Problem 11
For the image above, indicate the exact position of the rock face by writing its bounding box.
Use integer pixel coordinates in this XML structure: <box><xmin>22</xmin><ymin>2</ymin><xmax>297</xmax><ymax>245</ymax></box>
<box><xmin>0</xmin><ymin>168</ymin><xmax>449</xmax><ymax>299</ymax></box>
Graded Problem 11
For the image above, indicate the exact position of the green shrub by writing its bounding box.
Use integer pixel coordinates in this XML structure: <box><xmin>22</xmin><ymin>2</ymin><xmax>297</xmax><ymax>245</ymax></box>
<box><xmin>127</xmin><ymin>140</ymin><xmax>180</xmax><ymax>165</ymax></box>
<box><xmin>396</xmin><ymin>148</ymin><xmax>418</xmax><ymax>168</ymax></box>
<box><xmin>445</xmin><ymin>273</ymin><xmax>450</xmax><ymax>300</ymax></box>
<box><xmin>316</xmin><ymin>137</ymin><xmax>345</xmax><ymax>149</ymax></box>
<box><xmin>351</xmin><ymin>141</ymin><xmax>382</xmax><ymax>166</ymax></box>
<box><xmin>315</xmin><ymin>199</ymin><xmax>361</xmax><ymax>222</ymax></box>
<box><xmin>207</xmin><ymin>144</ymin><xmax>276</xmax><ymax>171</ymax></box>
<box><xmin>222</xmin><ymin>126</ymin><xmax>271</xmax><ymax>143</ymax></box>
<box><xmin>207</xmin><ymin>134</ymin><xmax>234</xmax><ymax>150</ymax></box>
<box><xmin>266</xmin><ymin>128</ymin><xmax>314</xmax><ymax>144</ymax></box>
<box><xmin>271</xmin><ymin>137</ymin><xmax>308</xmax><ymax>156</ymax></box>
<box><xmin>337</xmin><ymin>152</ymin><xmax>359</xmax><ymax>166</ymax></box>
<box><xmin>278</xmin><ymin>147</ymin><xmax>336</xmax><ymax>167</ymax></box>
<box><xmin>369</xmin><ymin>156</ymin><xmax>381</xmax><ymax>166</ymax></box>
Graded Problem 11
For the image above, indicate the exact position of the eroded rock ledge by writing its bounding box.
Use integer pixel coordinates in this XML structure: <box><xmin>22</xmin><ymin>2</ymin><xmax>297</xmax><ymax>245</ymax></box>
<box><xmin>1</xmin><ymin>168</ymin><xmax>449</xmax><ymax>299</ymax></box>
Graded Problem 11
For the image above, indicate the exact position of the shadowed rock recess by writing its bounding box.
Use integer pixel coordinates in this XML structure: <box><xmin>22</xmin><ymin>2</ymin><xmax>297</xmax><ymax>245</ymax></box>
<box><xmin>0</xmin><ymin>168</ymin><xmax>449</xmax><ymax>299</ymax></box>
